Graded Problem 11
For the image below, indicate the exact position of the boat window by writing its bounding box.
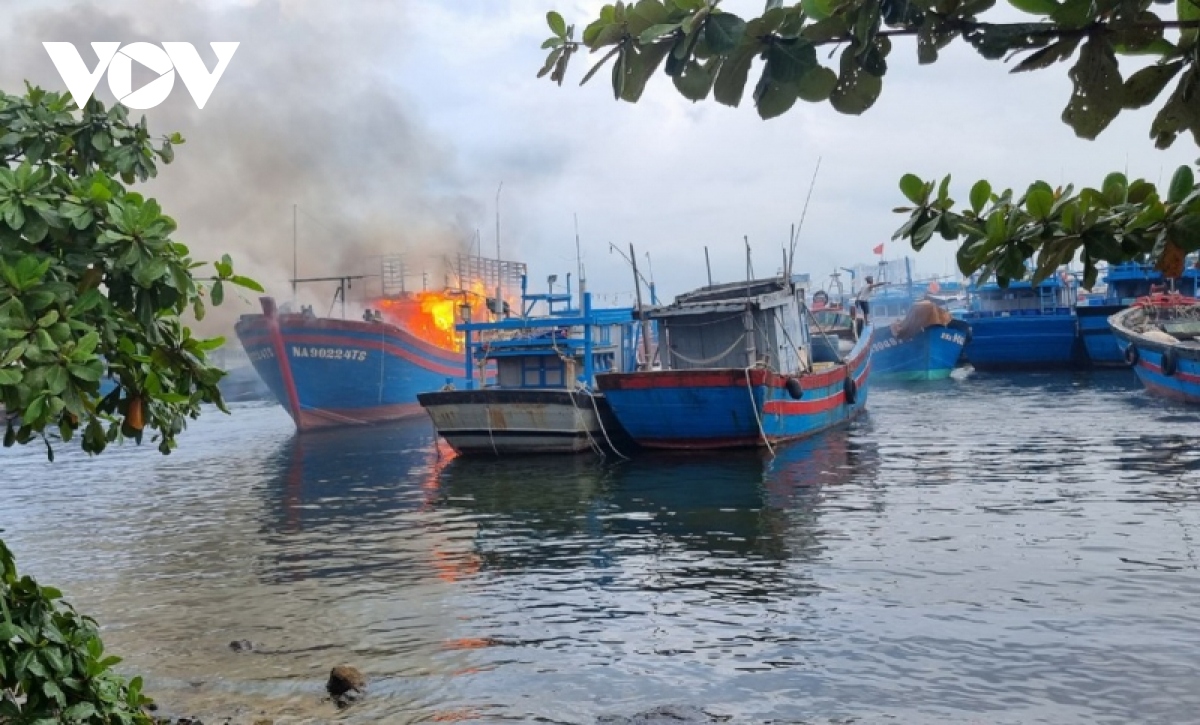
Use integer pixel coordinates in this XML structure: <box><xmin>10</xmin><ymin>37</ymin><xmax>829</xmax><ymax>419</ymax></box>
<box><xmin>521</xmin><ymin>356</ymin><xmax>564</xmax><ymax>388</ymax></box>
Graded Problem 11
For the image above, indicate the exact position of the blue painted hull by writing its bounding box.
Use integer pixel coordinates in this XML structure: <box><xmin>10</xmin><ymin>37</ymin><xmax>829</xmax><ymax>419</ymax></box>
<box><xmin>1076</xmin><ymin>304</ymin><xmax>1128</xmax><ymax>367</ymax></box>
<box><xmin>1111</xmin><ymin>322</ymin><xmax>1200</xmax><ymax>405</ymax></box>
<box><xmin>962</xmin><ymin>313</ymin><xmax>1084</xmax><ymax>370</ymax></box>
<box><xmin>595</xmin><ymin>326</ymin><xmax>872</xmax><ymax>450</ymax></box>
<box><xmin>871</xmin><ymin>321</ymin><xmax>969</xmax><ymax>381</ymax></box>
<box><xmin>235</xmin><ymin>307</ymin><xmax>487</xmax><ymax>431</ymax></box>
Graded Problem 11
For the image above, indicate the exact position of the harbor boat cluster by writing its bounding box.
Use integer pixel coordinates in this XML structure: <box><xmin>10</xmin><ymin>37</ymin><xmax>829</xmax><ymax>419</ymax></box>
<box><xmin>233</xmin><ymin>247</ymin><xmax>1200</xmax><ymax>458</ymax></box>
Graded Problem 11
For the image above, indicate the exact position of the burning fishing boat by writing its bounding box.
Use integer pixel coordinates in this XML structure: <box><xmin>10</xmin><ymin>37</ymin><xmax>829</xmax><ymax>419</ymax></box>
<box><xmin>235</xmin><ymin>253</ymin><xmax>523</xmax><ymax>431</ymax></box>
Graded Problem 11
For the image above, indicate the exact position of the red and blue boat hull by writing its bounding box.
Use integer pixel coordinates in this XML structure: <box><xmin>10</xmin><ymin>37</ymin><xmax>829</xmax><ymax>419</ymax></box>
<box><xmin>1112</xmin><ymin>333</ymin><xmax>1200</xmax><ymax>405</ymax></box>
<box><xmin>235</xmin><ymin>298</ymin><xmax>487</xmax><ymax>431</ymax></box>
<box><xmin>595</xmin><ymin>328</ymin><xmax>871</xmax><ymax>450</ymax></box>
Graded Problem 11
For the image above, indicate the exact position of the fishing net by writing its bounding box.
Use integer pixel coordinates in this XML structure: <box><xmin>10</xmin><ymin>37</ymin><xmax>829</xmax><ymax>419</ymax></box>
<box><xmin>889</xmin><ymin>300</ymin><xmax>953</xmax><ymax>341</ymax></box>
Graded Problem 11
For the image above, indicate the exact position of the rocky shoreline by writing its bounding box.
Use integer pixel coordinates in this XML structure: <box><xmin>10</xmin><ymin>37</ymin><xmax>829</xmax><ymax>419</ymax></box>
<box><xmin>143</xmin><ymin>658</ymin><xmax>368</xmax><ymax>725</ymax></box>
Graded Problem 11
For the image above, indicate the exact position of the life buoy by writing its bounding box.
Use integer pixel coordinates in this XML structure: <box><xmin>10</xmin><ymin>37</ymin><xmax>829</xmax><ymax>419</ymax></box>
<box><xmin>1124</xmin><ymin>344</ymin><xmax>1139</xmax><ymax>367</ymax></box>
<box><xmin>785</xmin><ymin>377</ymin><xmax>803</xmax><ymax>400</ymax></box>
<box><xmin>812</xmin><ymin>290</ymin><xmax>829</xmax><ymax>307</ymax></box>
<box><xmin>843</xmin><ymin>376</ymin><xmax>858</xmax><ymax>405</ymax></box>
<box><xmin>1161</xmin><ymin>347</ymin><xmax>1178</xmax><ymax>376</ymax></box>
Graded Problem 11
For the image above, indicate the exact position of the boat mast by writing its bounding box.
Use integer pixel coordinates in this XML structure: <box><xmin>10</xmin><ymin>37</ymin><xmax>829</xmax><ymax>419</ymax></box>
<box><xmin>630</xmin><ymin>243</ymin><xmax>652</xmax><ymax>371</ymax></box>
<box><xmin>495</xmin><ymin>182</ymin><xmax>503</xmax><ymax>321</ymax></box>
<box><xmin>575</xmin><ymin>213</ymin><xmax>585</xmax><ymax>307</ymax></box>
<box><xmin>787</xmin><ymin>156</ymin><xmax>822</xmax><ymax>279</ymax></box>
<box><xmin>292</xmin><ymin>203</ymin><xmax>297</xmax><ymax>305</ymax></box>
<box><xmin>705</xmin><ymin>246</ymin><xmax>713</xmax><ymax>287</ymax></box>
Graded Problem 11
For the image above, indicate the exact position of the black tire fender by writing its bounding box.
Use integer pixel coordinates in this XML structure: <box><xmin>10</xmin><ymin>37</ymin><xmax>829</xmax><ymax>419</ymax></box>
<box><xmin>785</xmin><ymin>377</ymin><xmax>803</xmax><ymax>400</ymax></box>
<box><xmin>1124</xmin><ymin>344</ymin><xmax>1139</xmax><ymax>367</ymax></box>
<box><xmin>1162</xmin><ymin>347</ymin><xmax>1178</xmax><ymax>377</ymax></box>
<box><xmin>843</xmin><ymin>375</ymin><xmax>858</xmax><ymax>405</ymax></box>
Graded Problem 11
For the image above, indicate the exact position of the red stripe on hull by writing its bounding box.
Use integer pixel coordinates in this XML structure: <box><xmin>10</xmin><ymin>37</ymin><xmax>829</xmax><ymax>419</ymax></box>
<box><xmin>238</xmin><ymin>314</ymin><xmax>462</xmax><ymax>365</ymax></box>
<box><xmin>1138</xmin><ymin>361</ymin><xmax>1200</xmax><ymax>385</ymax></box>
<box><xmin>600</xmin><ymin>363</ymin><xmax>859</xmax><ymax>392</ymax></box>
<box><xmin>266</xmin><ymin>312</ymin><xmax>303</xmax><ymax>421</ymax></box>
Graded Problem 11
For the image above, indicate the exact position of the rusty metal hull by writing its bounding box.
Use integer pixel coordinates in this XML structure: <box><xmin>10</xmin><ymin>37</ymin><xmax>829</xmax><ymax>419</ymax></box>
<box><xmin>417</xmin><ymin>389</ymin><xmax>627</xmax><ymax>455</ymax></box>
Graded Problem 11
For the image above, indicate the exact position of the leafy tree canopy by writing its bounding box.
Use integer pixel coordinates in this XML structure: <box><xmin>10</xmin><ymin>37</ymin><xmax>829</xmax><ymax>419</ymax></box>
<box><xmin>538</xmin><ymin>0</ymin><xmax>1200</xmax><ymax>147</ymax></box>
<box><xmin>892</xmin><ymin>163</ymin><xmax>1200</xmax><ymax>288</ymax></box>
<box><xmin>0</xmin><ymin>85</ymin><xmax>260</xmax><ymax>460</ymax></box>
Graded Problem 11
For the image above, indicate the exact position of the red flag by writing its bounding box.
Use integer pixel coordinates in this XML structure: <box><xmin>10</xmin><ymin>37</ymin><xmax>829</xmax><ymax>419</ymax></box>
<box><xmin>872</xmin><ymin>243</ymin><xmax>884</xmax><ymax>255</ymax></box>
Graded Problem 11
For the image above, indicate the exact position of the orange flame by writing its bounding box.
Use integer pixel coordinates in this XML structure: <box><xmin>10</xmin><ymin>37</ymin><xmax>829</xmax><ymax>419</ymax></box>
<box><xmin>373</xmin><ymin>281</ymin><xmax>510</xmax><ymax>352</ymax></box>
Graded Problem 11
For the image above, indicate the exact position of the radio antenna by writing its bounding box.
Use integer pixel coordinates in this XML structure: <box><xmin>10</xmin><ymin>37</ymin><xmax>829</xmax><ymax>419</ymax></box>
<box><xmin>787</xmin><ymin>157</ymin><xmax>822</xmax><ymax>279</ymax></box>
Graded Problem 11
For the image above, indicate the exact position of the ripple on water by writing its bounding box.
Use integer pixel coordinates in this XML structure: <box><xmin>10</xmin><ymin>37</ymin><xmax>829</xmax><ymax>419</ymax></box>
<box><xmin>2</xmin><ymin>371</ymin><xmax>1200</xmax><ymax>723</ymax></box>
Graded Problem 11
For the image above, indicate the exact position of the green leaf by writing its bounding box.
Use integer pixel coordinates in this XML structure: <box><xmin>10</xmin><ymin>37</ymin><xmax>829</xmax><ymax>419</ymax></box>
<box><xmin>620</xmin><ymin>40</ymin><xmax>672</xmax><ymax>102</ymax></box>
<box><xmin>899</xmin><ymin>174</ymin><xmax>926</xmax><ymax>205</ymax></box>
<box><xmin>547</xmin><ymin>11</ymin><xmax>567</xmax><ymax>36</ymax></box>
<box><xmin>713</xmin><ymin>41</ymin><xmax>759</xmax><ymax>107</ymax></box>
<box><xmin>63</xmin><ymin>703</ymin><xmax>97</xmax><ymax>721</ymax></box>
<box><xmin>829</xmin><ymin>44</ymin><xmax>883</xmax><ymax>116</ymax></box>
<box><xmin>1062</xmin><ymin>36</ymin><xmax>1124</xmax><ymax>140</ymax></box>
<box><xmin>46</xmin><ymin>365</ymin><xmax>68</xmax><ymax>394</ymax></box>
<box><xmin>1026</xmin><ymin>187</ymin><xmax>1054</xmax><ymax>218</ymax></box>
<box><xmin>1167</xmin><ymin>165</ymin><xmax>1195</xmax><ymax>204</ymax></box>
<box><xmin>1012</xmin><ymin>38</ymin><xmax>1081</xmax><ymax>73</ymax></box>
<box><xmin>211</xmin><ymin>279</ymin><xmax>225</xmax><ymax>306</ymax></box>
<box><xmin>41</xmin><ymin>679</ymin><xmax>65</xmax><ymax>706</ymax></box>
<box><xmin>1123</xmin><ymin>61</ymin><xmax>1184</xmax><ymax>109</ymax></box>
<box><xmin>581</xmin><ymin>45</ymin><xmax>620</xmax><ymax>85</ymax></box>
<box><xmin>673</xmin><ymin>57</ymin><xmax>717</xmax><ymax>101</ymax></box>
<box><xmin>538</xmin><ymin>47</ymin><xmax>564</xmax><ymax>79</ymax></box>
<box><xmin>1181</xmin><ymin>0</ymin><xmax>1200</xmax><ymax>48</ymax></box>
<box><xmin>753</xmin><ymin>73</ymin><xmax>800</xmax><ymax>120</ymax></box>
<box><xmin>704</xmin><ymin>13</ymin><xmax>746</xmax><ymax>54</ymax></box>
<box><xmin>639</xmin><ymin>22</ymin><xmax>682</xmax><ymax>43</ymax></box>
<box><xmin>970</xmin><ymin>180</ymin><xmax>992</xmax><ymax>213</ymax></box>
<box><xmin>1171</xmin><ymin>215</ymin><xmax>1200</xmax><ymax>251</ymax></box>
<box><xmin>795</xmin><ymin>66</ymin><xmax>837</xmax><ymax>102</ymax></box>
<box><xmin>766</xmin><ymin>38</ymin><xmax>817</xmax><ymax>83</ymax></box>
<box><xmin>802</xmin><ymin>0</ymin><xmax>833</xmax><ymax>21</ymax></box>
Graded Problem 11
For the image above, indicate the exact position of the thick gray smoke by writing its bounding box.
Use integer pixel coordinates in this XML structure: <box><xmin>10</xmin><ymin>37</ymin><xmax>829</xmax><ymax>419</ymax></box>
<box><xmin>0</xmin><ymin>0</ymin><xmax>485</xmax><ymax>338</ymax></box>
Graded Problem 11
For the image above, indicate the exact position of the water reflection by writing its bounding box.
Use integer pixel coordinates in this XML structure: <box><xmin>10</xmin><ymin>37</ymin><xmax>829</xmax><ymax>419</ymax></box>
<box><xmin>266</xmin><ymin>419</ymin><xmax>443</xmax><ymax>534</ymax></box>
<box><xmin>8</xmin><ymin>373</ymin><xmax>1200</xmax><ymax>724</ymax></box>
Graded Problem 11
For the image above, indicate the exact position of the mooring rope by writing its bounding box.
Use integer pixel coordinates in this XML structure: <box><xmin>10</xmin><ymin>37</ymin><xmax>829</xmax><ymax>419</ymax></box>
<box><xmin>581</xmin><ymin>385</ymin><xmax>631</xmax><ymax>461</ymax></box>
<box><xmin>668</xmin><ymin>333</ymin><xmax>747</xmax><ymax>367</ymax></box>
<box><xmin>743</xmin><ymin>365</ymin><xmax>775</xmax><ymax>458</ymax></box>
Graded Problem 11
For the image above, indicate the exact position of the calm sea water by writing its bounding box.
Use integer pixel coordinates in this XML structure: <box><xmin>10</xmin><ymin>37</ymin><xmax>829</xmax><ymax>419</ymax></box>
<box><xmin>3</xmin><ymin>370</ymin><xmax>1200</xmax><ymax>724</ymax></box>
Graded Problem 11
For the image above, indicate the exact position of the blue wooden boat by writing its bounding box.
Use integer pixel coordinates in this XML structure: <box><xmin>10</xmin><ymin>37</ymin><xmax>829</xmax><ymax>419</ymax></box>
<box><xmin>862</xmin><ymin>258</ymin><xmax>971</xmax><ymax>381</ymax></box>
<box><xmin>236</xmin><ymin>297</ymin><xmax>486</xmax><ymax>431</ymax></box>
<box><xmin>870</xmin><ymin>302</ymin><xmax>971</xmax><ymax>381</ymax></box>
<box><xmin>595</xmin><ymin>276</ymin><xmax>872</xmax><ymax>451</ymax></box>
<box><xmin>1110</xmin><ymin>294</ymin><xmax>1200</xmax><ymax>404</ymax></box>
<box><xmin>1076</xmin><ymin>262</ymin><xmax>1200</xmax><ymax>366</ymax></box>
<box><xmin>960</xmin><ymin>272</ymin><xmax>1086</xmax><ymax>371</ymax></box>
<box><xmin>236</xmin><ymin>255</ymin><xmax>520</xmax><ymax>431</ymax></box>
<box><xmin>417</xmin><ymin>279</ymin><xmax>644</xmax><ymax>456</ymax></box>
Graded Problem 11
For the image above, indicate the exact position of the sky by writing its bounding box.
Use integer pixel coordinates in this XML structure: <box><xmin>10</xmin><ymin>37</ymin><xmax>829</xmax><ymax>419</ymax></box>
<box><xmin>1</xmin><ymin>0</ymin><xmax>1197</xmax><ymax>335</ymax></box>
